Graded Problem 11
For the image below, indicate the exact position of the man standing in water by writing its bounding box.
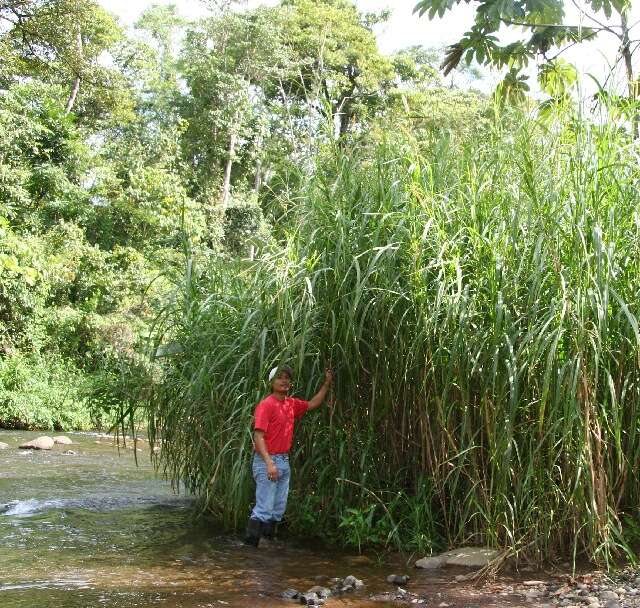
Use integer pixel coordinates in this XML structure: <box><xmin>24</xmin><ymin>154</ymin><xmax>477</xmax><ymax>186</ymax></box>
<box><xmin>244</xmin><ymin>364</ymin><xmax>333</xmax><ymax>546</ymax></box>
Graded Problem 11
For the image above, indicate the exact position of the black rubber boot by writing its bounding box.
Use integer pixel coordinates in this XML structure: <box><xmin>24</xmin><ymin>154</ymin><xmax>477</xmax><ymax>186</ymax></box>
<box><xmin>261</xmin><ymin>521</ymin><xmax>275</xmax><ymax>540</ymax></box>
<box><xmin>243</xmin><ymin>517</ymin><xmax>262</xmax><ymax>547</ymax></box>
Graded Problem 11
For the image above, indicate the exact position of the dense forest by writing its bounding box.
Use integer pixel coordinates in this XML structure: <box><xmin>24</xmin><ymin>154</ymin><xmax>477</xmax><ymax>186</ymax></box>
<box><xmin>2</xmin><ymin>0</ymin><xmax>640</xmax><ymax>563</ymax></box>
<box><xmin>0</xmin><ymin>0</ymin><xmax>485</xmax><ymax>430</ymax></box>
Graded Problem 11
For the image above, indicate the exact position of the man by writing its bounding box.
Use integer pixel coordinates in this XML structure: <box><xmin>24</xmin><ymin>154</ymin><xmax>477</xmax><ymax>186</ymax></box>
<box><xmin>244</xmin><ymin>364</ymin><xmax>333</xmax><ymax>546</ymax></box>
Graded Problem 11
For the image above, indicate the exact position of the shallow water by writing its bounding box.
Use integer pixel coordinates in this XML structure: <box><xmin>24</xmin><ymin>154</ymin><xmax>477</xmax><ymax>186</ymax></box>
<box><xmin>0</xmin><ymin>431</ymin><xmax>528</xmax><ymax>608</ymax></box>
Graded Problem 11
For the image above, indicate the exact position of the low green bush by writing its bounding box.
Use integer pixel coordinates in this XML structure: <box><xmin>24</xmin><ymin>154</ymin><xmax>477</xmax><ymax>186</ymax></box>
<box><xmin>0</xmin><ymin>354</ymin><xmax>93</xmax><ymax>430</ymax></box>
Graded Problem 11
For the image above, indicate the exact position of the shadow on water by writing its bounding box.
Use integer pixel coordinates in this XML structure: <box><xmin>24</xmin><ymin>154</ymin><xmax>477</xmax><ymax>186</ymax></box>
<box><xmin>0</xmin><ymin>431</ymin><xmax>529</xmax><ymax>608</ymax></box>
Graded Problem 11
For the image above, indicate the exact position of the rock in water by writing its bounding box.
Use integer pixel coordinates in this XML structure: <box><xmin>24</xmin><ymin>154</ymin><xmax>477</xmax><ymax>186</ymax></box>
<box><xmin>19</xmin><ymin>436</ymin><xmax>54</xmax><ymax>450</ymax></box>
<box><xmin>299</xmin><ymin>592</ymin><xmax>324</xmax><ymax>606</ymax></box>
<box><xmin>387</xmin><ymin>574</ymin><xmax>410</xmax><ymax>585</ymax></box>
<box><xmin>342</xmin><ymin>575</ymin><xmax>364</xmax><ymax>590</ymax></box>
<box><xmin>53</xmin><ymin>436</ymin><xmax>72</xmax><ymax>445</ymax></box>
<box><xmin>415</xmin><ymin>556</ymin><xmax>447</xmax><ymax>569</ymax></box>
<box><xmin>306</xmin><ymin>586</ymin><xmax>331</xmax><ymax>599</ymax></box>
<box><xmin>0</xmin><ymin>442</ymin><xmax>9</xmax><ymax>449</ymax></box>
<box><xmin>443</xmin><ymin>547</ymin><xmax>501</xmax><ymax>567</ymax></box>
<box><xmin>282</xmin><ymin>589</ymin><xmax>299</xmax><ymax>600</ymax></box>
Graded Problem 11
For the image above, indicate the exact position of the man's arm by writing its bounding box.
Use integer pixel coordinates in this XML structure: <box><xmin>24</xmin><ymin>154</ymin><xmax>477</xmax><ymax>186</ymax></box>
<box><xmin>307</xmin><ymin>368</ymin><xmax>334</xmax><ymax>411</ymax></box>
<box><xmin>254</xmin><ymin>429</ymin><xmax>279</xmax><ymax>480</ymax></box>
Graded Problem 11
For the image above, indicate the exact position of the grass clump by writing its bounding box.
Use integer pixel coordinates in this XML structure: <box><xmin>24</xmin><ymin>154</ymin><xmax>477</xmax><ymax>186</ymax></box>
<box><xmin>148</xmin><ymin>110</ymin><xmax>640</xmax><ymax>564</ymax></box>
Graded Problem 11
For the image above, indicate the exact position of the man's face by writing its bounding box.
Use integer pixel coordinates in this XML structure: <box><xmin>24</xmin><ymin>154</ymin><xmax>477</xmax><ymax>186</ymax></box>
<box><xmin>272</xmin><ymin>372</ymin><xmax>292</xmax><ymax>393</ymax></box>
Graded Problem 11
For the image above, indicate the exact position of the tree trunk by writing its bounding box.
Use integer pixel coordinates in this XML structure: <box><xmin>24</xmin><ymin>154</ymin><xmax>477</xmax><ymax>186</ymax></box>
<box><xmin>221</xmin><ymin>128</ymin><xmax>237</xmax><ymax>208</ymax></box>
<box><xmin>254</xmin><ymin>157</ymin><xmax>262</xmax><ymax>194</ymax></box>
<box><xmin>253</xmin><ymin>125</ymin><xmax>264</xmax><ymax>194</ymax></box>
<box><xmin>620</xmin><ymin>12</ymin><xmax>638</xmax><ymax>139</ymax></box>
<box><xmin>65</xmin><ymin>26</ymin><xmax>83</xmax><ymax>114</ymax></box>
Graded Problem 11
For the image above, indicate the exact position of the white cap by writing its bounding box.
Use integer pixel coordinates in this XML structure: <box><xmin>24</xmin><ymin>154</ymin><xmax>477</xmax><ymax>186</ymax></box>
<box><xmin>268</xmin><ymin>367</ymin><xmax>279</xmax><ymax>382</ymax></box>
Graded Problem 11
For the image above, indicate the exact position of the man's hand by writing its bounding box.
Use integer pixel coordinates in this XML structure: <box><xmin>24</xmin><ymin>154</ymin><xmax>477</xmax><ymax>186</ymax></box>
<box><xmin>308</xmin><ymin>366</ymin><xmax>334</xmax><ymax>410</ymax></box>
<box><xmin>324</xmin><ymin>367</ymin><xmax>334</xmax><ymax>386</ymax></box>
<box><xmin>267</xmin><ymin>460</ymin><xmax>279</xmax><ymax>481</ymax></box>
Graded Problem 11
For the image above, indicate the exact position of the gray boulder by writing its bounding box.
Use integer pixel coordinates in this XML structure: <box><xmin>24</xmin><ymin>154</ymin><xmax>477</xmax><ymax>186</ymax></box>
<box><xmin>442</xmin><ymin>547</ymin><xmax>501</xmax><ymax>567</ymax></box>
<box><xmin>415</xmin><ymin>555</ymin><xmax>447</xmax><ymax>569</ymax></box>
<box><xmin>53</xmin><ymin>436</ymin><xmax>73</xmax><ymax>445</ymax></box>
<box><xmin>19</xmin><ymin>436</ymin><xmax>54</xmax><ymax>450</ymax></box>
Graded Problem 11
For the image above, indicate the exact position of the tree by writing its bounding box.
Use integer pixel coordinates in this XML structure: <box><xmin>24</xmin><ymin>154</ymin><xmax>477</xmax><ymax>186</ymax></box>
<box><xmin>278</xmin><ymin>0</ymin><xmax>394</xmax><ymax>138</ymax></box>
<box><xmin>2</xmin><ymin>0</ymin><xmax>132</xmax><ymax>125</ymax></box>
<box><xmin>413</xmin><ymin>0</ymin><xmax>639</xmax><ymax>136</ymax></box>
<box><xmin>179</xmin><ymin>8</ymin><xmax>289</xmax><ymax>205</ymax></box>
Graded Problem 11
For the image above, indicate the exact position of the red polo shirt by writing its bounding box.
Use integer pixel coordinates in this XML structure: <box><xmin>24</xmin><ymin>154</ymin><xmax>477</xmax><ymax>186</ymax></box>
<box><xmin>254</xmin><ymin>394</ymin><xmax>309</xmax><ymax>454</ymax></box>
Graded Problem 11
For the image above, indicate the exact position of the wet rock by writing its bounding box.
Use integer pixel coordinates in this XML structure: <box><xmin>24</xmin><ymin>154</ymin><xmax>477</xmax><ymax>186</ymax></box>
<box><xmin>442</xmin><ymin>547</ymin><xmax>501</xmax><ymax>567</ymax></box>
<box><xmin>53</xmin><ymin>436</ymin><xmax>72</xmax><ymax>445</ymax></box>
<box><xmin>415</xmin><ymin>555</ymin><xmax>447</xmax><ymax>569</ymax></box>
<box><xmin>19</xmin><ymin>436</ymin><xmax>54</xmax><ymax>450</ymax></box>
<box><xmin>342</xmin><ymin>575</ymin><xmax>364</xmax><ymax>590</ymax></box>
<box><xmin>0</xmin><ymin>441</ymin><xmax>9</xmax><ymax>449</ymax></box>
<box><xmin>299</xmin><ymin>592</ymin><xmax>324</xmax><ymax>606</ymax></box>
<box><xmin>282</xmin><ymin>589</ymin><xmax>299</xmax><ymax>600</ymax></box>
<box><xmin>306</xmin><ymin>586</ymin><xmax>331</xmax><ymax>599</ymax></box>
<box><xmin>387</xmin><ymin>574</ymin><xmax>410</xmax><ymax>585</ymax></box>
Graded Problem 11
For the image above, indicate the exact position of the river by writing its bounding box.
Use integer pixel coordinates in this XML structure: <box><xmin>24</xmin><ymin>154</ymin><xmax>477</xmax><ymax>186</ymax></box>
<box><xmin>0</xmin><ymin>430</ymin><xmax>529</xmax><ymax>608</ymax></box>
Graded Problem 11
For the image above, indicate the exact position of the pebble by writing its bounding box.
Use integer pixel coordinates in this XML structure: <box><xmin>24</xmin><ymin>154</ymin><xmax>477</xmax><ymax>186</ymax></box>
<box><xmin>585</xmin><ymin>597</ymin><xmax>600</xmax><ymax>605</ymax></box>
<box><xmin>599</xmin><ymin>591</ymin><xmax>618</xmax><ymax>601</ymax></box>
<box><xmin>603</xmin><ymin>601</ymin><xmax>620</xmax><ymax>608</ymax></box>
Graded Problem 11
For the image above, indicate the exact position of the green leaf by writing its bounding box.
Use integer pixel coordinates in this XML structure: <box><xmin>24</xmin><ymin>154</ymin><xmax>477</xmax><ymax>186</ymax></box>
<box><xmin>538</xmin><ymin>59</ymin><xmax>578</xmax><ymax>96</ymax></box>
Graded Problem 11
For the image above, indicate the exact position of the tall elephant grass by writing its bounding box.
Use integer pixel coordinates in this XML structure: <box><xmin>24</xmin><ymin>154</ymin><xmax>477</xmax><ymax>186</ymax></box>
<box><xmin>148</xmin><ymin>109</ymin><xmax>640</xmax><ymax>564</ymax></box>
